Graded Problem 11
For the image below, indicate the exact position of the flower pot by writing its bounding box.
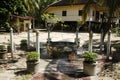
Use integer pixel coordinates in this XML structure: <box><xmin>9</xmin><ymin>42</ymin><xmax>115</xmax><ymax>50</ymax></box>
<box><xmin>0</xmin><ymin>44</ymin><xmax>7</xmax><ymax>60</ymax></box>
<box><xmin>83</xmin><ymin>62</ymin><xmax>98</xmax><ymax>76</ymax></box>
<box><xmin>26</xmin><ymin>61</ymin><xmax>38</xmax><ymax>73</ymax></box>
<box><xmin>0</xmin><ymin>50</ymin><xmax>7</xmax><ymax>59</ymax></box>
<box><xmin>7</xmin><ymin>45</ymin><xmax>11</xmax><ymax>53</ymax></box>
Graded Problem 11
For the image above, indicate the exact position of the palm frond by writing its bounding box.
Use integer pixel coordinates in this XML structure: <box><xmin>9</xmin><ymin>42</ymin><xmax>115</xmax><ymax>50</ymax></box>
<box><xmin>82</xmin><ymin>0</ymin><xmax>95</xmax><ymax>24</ymax></box>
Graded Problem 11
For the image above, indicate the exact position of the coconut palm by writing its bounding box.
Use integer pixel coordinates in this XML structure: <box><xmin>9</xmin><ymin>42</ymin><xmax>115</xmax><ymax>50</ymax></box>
<box><xmin>82</xmin><ymin>0</ymin><xmax>99</xmax><ymax>52</ymax></box>
<box><xmin>97</xmin><ymin>0</ymin><xmax>120</xmax><ymax>37</ymax></box>
<box><xmin>95</xmin><ymin>0</ymin><xmax>120</xmax><ymax>55</ymax></box>
<box><xmin>82</xmin><ymin>0</ymin><xmax>120</xmax><ymax>56</ymax></box>
<box><xmin>24</xmin><ymin>0</ymin><xmax>58</xmax><ymax>27</ymax></box>
<box><xmin>71</xmin><ymin>0</ymin><xmax>120</xmax><ymax>53</ymax></box>
<box><xmin>82</xmin><ymin>0</ymin><xmax>119</xmax><ymax>44</ymax></box>
<box><xmin>81</xmin><ymin>0</ymin><xmax>120</xmax><ymax>38</ymax></box>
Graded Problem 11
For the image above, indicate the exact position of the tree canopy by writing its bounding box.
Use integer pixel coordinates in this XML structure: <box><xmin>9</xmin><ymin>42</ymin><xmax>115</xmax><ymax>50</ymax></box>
<box><xmin>0</xmin><ymin>0</ymin><xmax>27</xmax><ymax>28</ymax></box>
<box><xmin>24</xmin><ymin>0</ymin><xmax>58</xmax><ymax>27</ymax></box>
<box><xmin>0</xmin><ymin>0</ymin><xmax>58</xmax><ymax>28</ymax></box>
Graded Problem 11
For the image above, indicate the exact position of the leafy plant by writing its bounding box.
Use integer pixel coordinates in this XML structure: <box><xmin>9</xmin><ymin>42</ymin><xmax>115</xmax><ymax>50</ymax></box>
<box><xmin>0</xmin><ymin>45</ymin><xmax>5</xmax><ymax>50</ymax></box>
<box><xmin>83</xmin><ymin>52</ymin><xmax>98</xmax><ymax>63</ymax></box>
<box><xmin>7</xmin><ymin>42</ymin><xmax>11</xmax><ymax>52</ymax></box>
<box><xmin>20</xmin><ymin>39</ymin><xmax>27</xmax><ymax>50</ymax></box>
<box><xmin>21</xmin><ymin>39</ymin><xmax>27</xmax><ymax>43</ymax></box>
<box><xmin>0</xmin><ymin>45</ymin><xmax>6</xmax><ymax>51</ymax></box>
<box><xmin>114</xmin><ymin>43</ymin><xmax>120</xmax><ymax>51</ymax></box>
<box><xmin>27</xmin><ymin>52</ymin><xmax>39</xmax><ymax>62</ymax></box>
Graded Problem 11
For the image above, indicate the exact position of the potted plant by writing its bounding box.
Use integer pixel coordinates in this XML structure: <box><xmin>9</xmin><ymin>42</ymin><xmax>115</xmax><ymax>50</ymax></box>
<box><xmin>83</xmin><ymin>52</ymin><xmax>98</xmax><ymax>76</ymax></box>
<box><xmin>7</xmin><ymin>42</ymin><xmax>11</xmax><ymax>53</ymax></box>
<box><xmin>114</xmin><ymin>43</ymin><xmax>120</xmax><ymax>52</ymax></box>
<box><xmin>0</xmin><ymin>45</ymin><xmax>7</xmax><ymax>59</ymax></box>
<box><xmin>26</xmin><ymin>52</ymin><xmax>39</xmax><ymax>73</ymax></box>
<box><xmin>112</xmin><ymin>43</ymin><xmax>120</xmax><ymax>61</ymax></box>
<box><xmin>20</xmin><ymin>39</ymin><xmax>27</xmax><ymax>50</ymax></box>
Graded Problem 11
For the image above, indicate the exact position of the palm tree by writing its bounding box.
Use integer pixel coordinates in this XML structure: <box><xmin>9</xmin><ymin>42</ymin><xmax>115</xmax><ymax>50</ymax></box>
<box><xmin>82</xmin><ymin>0</ymin><xmax>120</xmax><ymax>57</ymax></box>
<box><xmin>97</xmin><ymin>0</ymin><xmax>120</xmax><ymax>37</ymax></box>
<box><xmin>24</xmin><ymin>0</ymin><xmax>58</xmax><ymax>27</ymax></box>
<box><xmin>95</xmin><ymin>0</ymin><xmax>120</xmax><ymax>57</ymax></box>
<box><xmin>24</xmin><ymin>0</ymin><xmax>37</xmax><ymax>29</ymax></box>
<box><xmin>82</xmin><ymin>0</ymin><xmax>99</xmax><ymax>52</ymax></box>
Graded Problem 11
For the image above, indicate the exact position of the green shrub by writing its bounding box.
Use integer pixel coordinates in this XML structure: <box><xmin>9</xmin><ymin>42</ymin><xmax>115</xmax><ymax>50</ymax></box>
<box><xmin>21</xmin><ymin>39</ymin><xmax>27</xmax><ymax>43</ymax></box>
<box><xmin>114</xmin><ymin>44</ymin><xmax>120</xmax><ymax>51</ymax></box>
<box><xmin>20</xmin><ymin>39</ymin><xmax>27</xmax><ymax>50</ymax></box>
<box><xmin>83</xmin><ymin>52</ymin><xmax>98</xmax><ymax>63</ymax></box>
<box><xmin>0</xmin><ymin>45</ymin><xmax>5</xmax><ymax>50</ymax></box>
<box><xmin>27</xmin><ymin>52</ymin><xmax>39</xmax><ymax>62</ymax></box>
<box><xmin>7</xmin><ymin>43</ymin><xmax>11</xmax><ymax>52</ymax></box>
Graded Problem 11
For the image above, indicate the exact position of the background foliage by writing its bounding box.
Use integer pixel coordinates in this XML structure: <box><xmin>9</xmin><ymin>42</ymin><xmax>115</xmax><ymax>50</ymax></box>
<box><xmin>0</xmin><ymin>0</ymin><xmax>26</xmax><ymax>29</ymax></box>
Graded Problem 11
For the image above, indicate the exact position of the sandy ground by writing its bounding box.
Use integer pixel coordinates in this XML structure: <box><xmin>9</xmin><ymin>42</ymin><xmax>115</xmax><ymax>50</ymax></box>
<box><xmin>0</xmin><ymin>30</ymin><xmax>119</xmax><ymax>46</ymax></box>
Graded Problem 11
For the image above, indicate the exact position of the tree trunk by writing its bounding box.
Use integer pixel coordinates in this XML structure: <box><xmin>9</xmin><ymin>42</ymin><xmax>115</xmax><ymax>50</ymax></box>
<box><xmin>102</xmin><ymin>17</ymin><xmax>112</xmax><ymax>51</ymax></box>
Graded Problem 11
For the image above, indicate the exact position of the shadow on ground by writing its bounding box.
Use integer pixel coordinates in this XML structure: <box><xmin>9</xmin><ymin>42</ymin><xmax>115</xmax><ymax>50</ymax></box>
<box><xmin>43</xmin><ymin>59</ymin><xmax>89</xmax><ymax>80</ymax></box>
<box><xmin>14</xmin><ymin>70</ymin><xmax>30</xmax><ymax>76</ymax></box>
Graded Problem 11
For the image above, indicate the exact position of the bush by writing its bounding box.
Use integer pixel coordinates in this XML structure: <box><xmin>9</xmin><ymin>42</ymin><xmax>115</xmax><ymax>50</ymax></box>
<box><xmin>7</xmin><ymin>43</ymin><xmax>11</xmax><ymax>52</ymax></box>
<box><xmin>83</xmin><ymin>52</ymin><xmax>98</xmax><ymax>63</ymax></box>
<box><xmin>27</xmin><ymin>52</ymin><xmax>39</xmax><ymax>62</ymax></box>
<box><xmin>0</xmin><ymin>45</ymin><xmax>7</xmax><ymax>59</ymax></box>
<box><xmin>112</xmin><ymin>44</ymin><xmax>120</xmax><ymax>61</ymax></box>
<box><xmin>0</xmin><ymin>45</ymin><xmax>6</xmax><ymax>50</ymax></box>
<box><xmin>114</xmin><ymin>44</ymin><xmax>120</xmax><ymax>52</ymax></box>
<box><xmin>20</xmin><ymin>39</ymin><xmax>27</xmax><ymax>50</ymax></box>
<box><xmin>21</xmin><ymin>39</ymin><xmax>27</xmax><ymax>44</ymax></box>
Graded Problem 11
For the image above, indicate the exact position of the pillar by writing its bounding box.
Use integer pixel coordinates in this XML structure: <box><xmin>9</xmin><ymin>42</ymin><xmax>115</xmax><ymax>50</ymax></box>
<box><xmin>89</xmin><ymin>30</ymin><xmax>93</xmax><ymax>53</ymax></box>
<box><xmin>36</xmin><ymin>30</ymin><xmax>40</xmax><ymax>59</ymax></box>
<box><xmin>107</xmin><ymin>30</ymin><xmax>111</xmax><ymax>58</ymax></box>
<box><xmin>27</xmin><ymin>24</ymin><xmax>31</xmax><ymax>49</ymax></box>
<box><xmin>10</xmin><ymin>28</ymin><xmax>14</xmax><ymax>59</ymax></box>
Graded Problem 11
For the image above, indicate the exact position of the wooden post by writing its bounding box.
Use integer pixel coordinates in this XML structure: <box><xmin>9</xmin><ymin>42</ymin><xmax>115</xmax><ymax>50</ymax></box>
<box><xmin>47</xmin><ymin>23</ymin><xmax>51</xmax><ymax>45</ymax></box>
<box><xmin>100</xmin><ymin>29</ymin><xmax>104</xmax><ymax>53</ymax></box>
<box><xmin>10</xmin><ymin>28</ymin><xmax>14</xmax><ymax>59</ymax></box>
<box><xmin>27</xmin><ymin>24</ymin><xmax>31</xmax><ymax>50</ymax></box>
<box><xmin>107</xmin><ymin>30</ymin><xmax>111</xmax><ymax>58</ymax></box>
<box><xmin>89</xmin><ymin>30</ymin><xmax>93</xmax><ymax>53</ymax></box>
<box><xmin>75</xmin><ymin>27</ymin><xmax>79</xmax><ymax>47</ymax></box>
<box><xmin>36</xmin><ymin>30</ymin><xmax>40</xmax><ymax>59</ymax></box>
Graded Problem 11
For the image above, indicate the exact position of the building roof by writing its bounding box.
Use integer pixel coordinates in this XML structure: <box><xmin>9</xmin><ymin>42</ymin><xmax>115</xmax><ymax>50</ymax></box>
<box><xmin>43</xmin><ymin>0</ymin><xmax>107</xmax><ymax>13</ymax></box>
<box><xmin>43</xmin><ymin>0</ymin><xmax>98</xmax><ymax>12</ymax></box>
<box><xmin>50</xmin><ymin>0</ymin><xmax>96</xmax><ymax>6</ymax></box>
<box><xmin>12</xmin><ymin>15</ymin><xmax>34</xmax><ymax>20</ymax></box>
